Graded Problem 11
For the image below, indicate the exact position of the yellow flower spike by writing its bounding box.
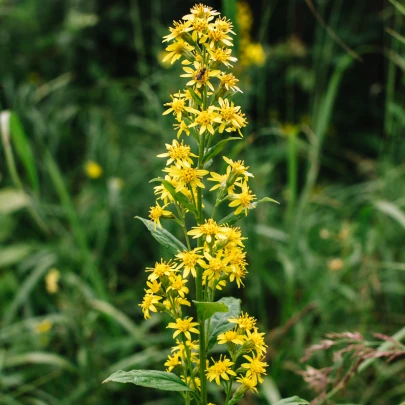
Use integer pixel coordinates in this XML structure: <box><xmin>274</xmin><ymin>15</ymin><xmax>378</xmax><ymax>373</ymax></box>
<box><xmin>228</xmin><ymin>180</ymin><xmax>257</xmax><ymax>215</ymax></box>
<box><xmin>241</xmin><ymin>353</ymin><xmax>268</xmax><ymax>384</ymax></box>
<box><xmin>139</xmin><ymin>294</ymin><xmax>162</xmax><ymax>319</ymax></box>
<box><xmin>167</xmin><ymin>274</ymin><xmax>189</xmax><ymax>298</ymax></box>
<box><xmin>176</xmin><ymin>248</ymin><xmax>205</xmax><ymax>278</ymax></box>
<box><xmin>157</xmin><ymin>139</ymin><xmax>197</xmax><ymax>166</ymax></box>
<box><xmin>206</xmin><ymin>355</ymin><xmax>236</xmax><ymax>385</ymax></box>
<box><xmin>217</xmin><ymin>330</ymin><xmax>245</xmax><ymax>345</ymax></box>
<box><xmin>85</xmin><ymin>160</ymin><xmax>102</xmax><ymax>179</ymax></box>
<box><xmin>167</xmin><ymin>317</ymin><xmax>199</xmax><ymax>340</ymax></box>
<box><xmin>148</xmin><ymin>202</ymin><xmax>173</xmax><ymax>229</ymax></box>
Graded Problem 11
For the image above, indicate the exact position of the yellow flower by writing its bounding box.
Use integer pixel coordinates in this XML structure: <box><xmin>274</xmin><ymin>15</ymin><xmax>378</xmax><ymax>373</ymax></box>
<box><xmin>224</xmin><ymin>227</ymin><xmax>246</xmax><ymax>248</ymax></box>
<box><xmin>219</xmin><ymin>72</ymin><xmax>242</xmax><ymax>93</ymax></box>
<box><xmin>206</xmin><ymin>355</ymin><xmax>236</xmax><ymax>385</ymax></box>
<box><xmin>165</xmin><ymin>162</ymin><xmax>208</xmax><ymax>193</ymax></box>
<box><xmin>228</xmin><ymin>312</ymin><xmax>256</xmax><ymax>332</ymax></box>
<box><xmin>163</xmin><ymin>20</ymin><xmax>193</xmax><ymax>42</ymax></box>
<box><xmin>235</xmin><ymin>375</ymin><xmax>258</xmax><ymax>393</ymax></box>
<box><xmin>145</xmin><ymin>279</ymin><xmax>161</xmax><ymax>294</ymax></box>
<box><xmin>242</xmin><ymin>42</ymin><xmax>266</xmax><ymax>66</ymax></box>
<box><xmin>214</xmin><ymin>16</ymin><xmax>235</xmax><ymax>35</ymax></box>
<box><xmin>180</xmin><ymin>61</ymin><xmax>220</xmax><ymax>91</ymax></box>
<box><xmin>188</xmin><ymin>107</ymin><xmax>218</xmax><ymax>135</ymax></box>
<box><xmin>157</xmin><ymin>139</ymin><xmax>197</xmax><ymax>165</ymax></box>
<box><xmin>146</xmin><ymin>259</ymin><xmax>177</xmax><ymax>281</ymax></box>
<box><xmin>167</xmin><ymin>317</ymin><xmax>199</xmax><ymax>340</ymax></box>
<box><xmin>223</xmin><ymin>156</ymin><xmax>253</xmax><ymax>177</ymax></box>
<box><xmin>45</xmin><ymin>268</ymin><xmax>60</xmax><ymax>294</ymax></box>
<box><xmin>183</xmin><ymin>4</ymin><xmax>219</xmax><ymax>21</ymax></box>
<box><xmin>200</xmin><ymin>29</ymin><xmax>234</xmax><ymax>49</ymax></box>
<box><xmin>228</xmin><ymin>263</ymin><xmax>247</xmax><ymax>288</ymax></box>
<box><xmin>173</xmin><ymin>119</ymin><xmax>190</xmax><ymax>138</ymax></box>
<box><xmin>35</xmin><ymin>319</ymin><xmax>52</xmax><ymax>334</ymax></box>
<box><xmin>200</xmin><ymin>250</ymin><xmax>232</xmax><ymax>280</ymax></box>
<box><xmin>187</xmin><ymin>219</ymin><xmax>228</xmax><ymax>244</ymax></box>
<box><xmin>162</xmin><ymin>91</ymin><xmax>195</xmax><ymax>120</ymax></box>
<box><xmin>176</xmin><ymin>248</ymin><xmax>205</xmax><ymax>278</ymax></box>
<box><xmin>212</xmin><ymin>98</ymin><xmax>247</xmax><ymax>135</ymax></box>
<box><xmin>163</xmin><ymin>39</ymin><xmax>194</xmax><ymax>64</ymax></box>
<box><xmin>85</xmin><ymin>160</ymin><xmax>102</xmax><ymax>179</ymax></box>
<box><xmin>167</xmin><ymin>274</ymin><xmax>189</xmax><ymax>298</ymax></box>
<box><xmin>229</xmin><ymin>180</ymin><xmax>256</xmax><ymax>215</ymax></box>
<box><xmin>241</xmin><ymin>353</ymin><xmax>268</xmax><ymax>384</ymax></box>
<box><xmin>164</xmin><ymin>353</ymin><xmax>181</xmax><ymax>372</ymax></box>
<box><xmin>245</xmin><ymin>328</ymin><xmax>268</xmax><ymax>355</ymax></box>
<box><xmin>217</xmin><ymin>330</ymin><xmax>245</xmax><ymax>345</ymax></box>
<box><xmin>148</xmin><ymin>202</ymin><xmax>173</xmax><ymax>229</ymax></box>
<box><xmin>139</xmin><ymin>294</ymin><xmax>162</xmax><ymax>319</ymax></box>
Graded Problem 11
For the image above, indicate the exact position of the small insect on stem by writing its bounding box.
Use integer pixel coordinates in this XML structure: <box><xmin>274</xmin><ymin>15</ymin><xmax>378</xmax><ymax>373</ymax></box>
<box><xmin>196</xmin><ymin>68</ymin><xmax>206</xmax><ymax>81</ymax></box>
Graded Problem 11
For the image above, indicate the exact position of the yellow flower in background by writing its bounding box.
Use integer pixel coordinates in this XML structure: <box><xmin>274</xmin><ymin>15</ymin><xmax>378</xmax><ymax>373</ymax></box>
<box><xmin>35</xmin><ymin>319</ymin><xmax>52</xmax><ymax>334</ymax></box>
<box><xmin>242</xmin><ymin>43</ymin><xmax>266</xmax><ymax>66</ymax></box>
<box><xmin>45</xmin><ymin>268</ymin><xmax>60</xmax><ymax>294</ymax></box>
<box><xmin>328</xmin><ymin>258</ymin><xmax>344</xmax><ymax>272</ymax></box>
<box><xmin>167</xmin><ymin>317</ymin><xmax>199</xmax><ymax>340</ymax></box>
<box><xmin>85</xmin><ymin>160</ymin><xmax>103</xmax><ymax>179</ymax></box>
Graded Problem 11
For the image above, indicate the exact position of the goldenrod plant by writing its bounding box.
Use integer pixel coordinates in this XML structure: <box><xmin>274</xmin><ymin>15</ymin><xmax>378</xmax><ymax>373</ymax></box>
<box><xmin>103</xmin><ymin>4</ymin><xmax>294</xmax><ymax>405</ymax></box>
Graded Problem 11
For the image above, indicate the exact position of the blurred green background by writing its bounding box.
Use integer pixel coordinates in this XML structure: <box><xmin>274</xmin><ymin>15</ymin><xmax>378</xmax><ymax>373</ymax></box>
<box><xmin>1</xmin><ymin>0</ymin><xmax>405</xmax><ymax>404</ymax></box>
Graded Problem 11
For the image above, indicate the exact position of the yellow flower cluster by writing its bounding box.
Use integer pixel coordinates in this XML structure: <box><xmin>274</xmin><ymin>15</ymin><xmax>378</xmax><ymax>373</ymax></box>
<box><xmin>236</xmin><ymin>1</ymin><xmax>266</xmax><ymax>67</ymax></box>
<box><xmin>136</xmin><ymin>4</ymin><xmax>269</xmax><ymax>402</ymax></box>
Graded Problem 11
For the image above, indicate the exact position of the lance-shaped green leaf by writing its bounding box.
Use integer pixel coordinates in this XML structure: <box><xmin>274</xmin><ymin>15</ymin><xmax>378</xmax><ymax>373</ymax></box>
<box><xmin>202</xmin><ymin>137</ymin><xmax>240</xmax><ymax>164</ymax></box>
<box><xmin>103</xmin><ymin>370</ymin><xmax>192</xmax><ymax>391</ymax></box>
<box><xmin>149</xmin><ymin>178</ymin><xmax>198</xmax><ymax>216</ymax></box>
<box><xmin>193</xmin><ymin>300</ymin><xmax>229</xmax><ymax>322</ymax></box>
<box><xmin>187</xmin><ymin>87</ymin><xmax>203</xmax><ymax>106</ymax></box>
<box><xmin>136</xmin><ymin>217</ymin><xmax>186</xmax><ymax>255</ymax></box>
<box><xmin>207</xmin><ymin>297</ymin><xmax>241</xmax><ymax>350</ymax></box>
<box><xmin>218</xmin><ymin>196</ymin><xmax>279</xmax><ymax>226</ymax></box>
<box><xmin>272</xmin><ymin>397</ymin><xmax>309</xmax><ymax>405</ymax></box>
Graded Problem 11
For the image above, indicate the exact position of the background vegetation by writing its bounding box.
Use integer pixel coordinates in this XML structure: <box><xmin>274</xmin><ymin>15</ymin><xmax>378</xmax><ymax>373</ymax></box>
<box><xmin>1</xmin><ymin>0</ymin><xmax>404</xmax><ymax>404</ymax></box>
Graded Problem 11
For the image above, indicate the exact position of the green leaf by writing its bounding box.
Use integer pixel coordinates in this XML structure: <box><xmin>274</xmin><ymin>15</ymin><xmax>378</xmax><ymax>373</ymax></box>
<box><xmin>207</xmin><ymin>297</ymin><xmax>241</xmax><ymax>350</ymax></box>
<box><xmin>149</xmin><ymin>178</ymin><xmax>198</xmax><ymax>216</ymax></box>
<box><xmin>187</xmin><ymin>87</ymin><xmax>203</xmax><ymax>106</ymax></box>
<box><xmin>103</xmin><ymin>370</ymin><xmax>192</xmax><ymax>392</ymax></box>
<box><xmin>136</xmin><ymin>216</ymin><xmax>186</xmax><ymax>255</ymax></box>
<box><xmin>0</xmin><ymin>111</ymin><xmax>39</xmax><ymax>193</ymax></box>
<box><xmin>218</xmin><ymin>196</ymin><xmax>279</xmax><ymax>226</ymax></box>
<box><xmin>202</xmin><ymin>137</ymin><xmax>240</xmax><ymax>164</ymax></box>
<box><xmin>272</xmin><ymin>397</ymin><xmax>309</xmax><ymax>405</ymax></box>
<box><xmin>193</xmin><ymin>300</ymin><xmax>228</xmax><ymax>321</ymax></box>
